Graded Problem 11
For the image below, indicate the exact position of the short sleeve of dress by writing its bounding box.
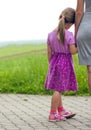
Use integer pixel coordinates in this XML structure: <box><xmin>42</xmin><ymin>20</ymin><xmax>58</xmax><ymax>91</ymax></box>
<box><xmin>68</xmin><ymin>32</ymin><xmax>75</xmax><ymax>45</ymax></box>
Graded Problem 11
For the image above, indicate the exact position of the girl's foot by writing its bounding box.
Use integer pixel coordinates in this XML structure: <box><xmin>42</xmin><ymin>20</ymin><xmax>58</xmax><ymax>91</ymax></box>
<box><xmin>59</xmin><ymin>109</ymin><xmax>76</xmax><ymax>119</ymax></box>
<box><xmin>48</xmin><ymin>113</ymin><xmax>66</xmax><ymax>122</ymax></box>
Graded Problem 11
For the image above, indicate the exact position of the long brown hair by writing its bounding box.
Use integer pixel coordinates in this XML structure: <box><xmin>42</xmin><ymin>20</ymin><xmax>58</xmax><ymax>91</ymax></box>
<box><xmin>57</xmin><ymin>7</ymin><xmax>75</xmax><ymax>44</ymax></box>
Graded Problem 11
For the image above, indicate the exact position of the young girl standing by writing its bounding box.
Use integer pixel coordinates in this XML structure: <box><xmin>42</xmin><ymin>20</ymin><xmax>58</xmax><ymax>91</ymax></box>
<box><xmin>45</xmin><ymin>7</ymin><xmax>78</xmax><ymax>121</ymax></box>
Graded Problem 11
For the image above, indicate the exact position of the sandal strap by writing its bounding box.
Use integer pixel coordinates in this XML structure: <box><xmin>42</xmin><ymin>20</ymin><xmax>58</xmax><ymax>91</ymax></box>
<box><xmin>49</xmin><ymin>113</ymin><xmax>66</xmax><ymax>121</ymax></box>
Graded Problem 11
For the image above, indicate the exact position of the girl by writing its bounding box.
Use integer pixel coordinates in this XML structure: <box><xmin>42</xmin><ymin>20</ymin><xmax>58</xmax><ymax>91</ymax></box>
<box><xmin>44</xmin><ymin>7</ymin><xmax>78</xmax><ymax>122</ymax></box>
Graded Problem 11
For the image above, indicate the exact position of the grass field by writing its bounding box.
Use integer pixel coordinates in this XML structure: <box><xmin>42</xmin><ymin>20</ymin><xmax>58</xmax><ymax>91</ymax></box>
<box><xmin>0</xmin><ymin>44</ymin><xmax>89</xmax><ymax>95</ymax></box>
<box><xmin>0</xmin><ymin>44</ymin><xmax>46</xmax><ymax>57</ymax></box>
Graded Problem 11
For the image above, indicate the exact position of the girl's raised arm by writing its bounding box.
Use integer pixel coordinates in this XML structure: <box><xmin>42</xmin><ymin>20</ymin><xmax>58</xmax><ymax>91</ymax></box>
<box><xmin>69</xmin><ymin>44</ymin><xmax>78</xmax><ymax>55</ymax></box>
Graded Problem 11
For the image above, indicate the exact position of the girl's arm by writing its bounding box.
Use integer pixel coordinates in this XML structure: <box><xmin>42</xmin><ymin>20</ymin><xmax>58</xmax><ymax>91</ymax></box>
<box><xmin>75</xmin><ymin>0</ymin><xmax>84</xmax><ymax>37</ymax></box>
<box><xmin>69</xmin><ymin>44</ymin><xmax>78</xmax><ymax>55</ymax></box>
<box><xmin>47</xmin><ymin>45</ymin><xmax>52</xmax><ymax>63</ymax></box>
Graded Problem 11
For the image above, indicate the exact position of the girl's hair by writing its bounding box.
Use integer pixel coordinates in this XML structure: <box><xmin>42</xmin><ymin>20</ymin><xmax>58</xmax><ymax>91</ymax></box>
<box><xmin>57</xmin><ymin>7</ymin><xmax>75</xmax><ymax>44</ymax></box>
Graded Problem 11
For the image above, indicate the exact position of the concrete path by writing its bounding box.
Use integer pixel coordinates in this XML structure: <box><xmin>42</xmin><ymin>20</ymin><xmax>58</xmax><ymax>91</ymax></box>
<box><xmin>0</xmin><ymin>94</ymin><xmax>91</xmax><ymax>130</ymax></box>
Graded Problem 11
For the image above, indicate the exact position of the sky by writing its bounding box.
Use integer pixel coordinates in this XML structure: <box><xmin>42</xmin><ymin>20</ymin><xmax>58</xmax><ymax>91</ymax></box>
<box><xmin>0</xmin><ymin>0</ymin><xmax>76</xmax><ymax>42</ymax></box>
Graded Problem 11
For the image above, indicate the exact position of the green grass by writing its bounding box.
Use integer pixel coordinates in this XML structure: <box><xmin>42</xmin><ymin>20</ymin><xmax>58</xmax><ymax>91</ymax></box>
<box><xmin>0</xmin><ymin>44</ymin><xmax>46</xmax><ymax>57</ymax></box>
<box><xmin>0</xmin><ymin>44</ymin><xmax>90</xmax><ymax>95</ymax></box>
<box><xmin>0</xmin><ymin>53</ymin><xmax>49</xmax><ymax>94</ymax></box>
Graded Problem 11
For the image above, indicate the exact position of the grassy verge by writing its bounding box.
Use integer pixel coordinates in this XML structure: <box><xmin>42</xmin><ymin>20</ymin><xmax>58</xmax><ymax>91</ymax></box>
<box><xmin>0</xmin><ymin>44</ymin><xmax>89</xmax><ymax>95</ymax></box>
<box><xmin>0</xmin><ymin>44</ymin><xmax>46</xmax><ymax>57</ymax></box>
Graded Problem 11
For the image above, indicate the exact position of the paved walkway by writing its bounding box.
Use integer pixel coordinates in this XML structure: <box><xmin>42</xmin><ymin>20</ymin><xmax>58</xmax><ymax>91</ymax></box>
<box><xmin>0</xmin><ymin>94</ymin><xmax>91</xmax><ymax>130</ymax></box>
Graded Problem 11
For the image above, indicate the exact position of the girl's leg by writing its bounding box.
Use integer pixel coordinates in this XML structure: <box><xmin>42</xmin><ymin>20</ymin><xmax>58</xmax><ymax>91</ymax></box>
<box><xmin>58</xmin><ymin>93</ymin><xmax>76</xmax><ymax>119</ymax></box>
<box><xmin>58</xmin><ymin>93</ymin><xmax>63</xmax><ymax>107</ymax></box>
<box><xmin>58</xmin><ymin>93</ymin><xmax>64</xmax><ymax>113</ymax></box>
<box><xmin>87</xmin><ymin>65</ymin><xmax>91</xmax><ymax>95</ymax></box>
<box><xmin>49</xmin><ymin>91</ymin><xmax>66</xmax><ymax>121</ymax></box>
<box><xmin>50</xmin><ymin>91</ymin><xmax>60</xmax><ymax>112</ymax></box>
<box><xmin>58</xmin><ymin>93</ymin><xmax>64</xmax><ymax>111</ymax></box>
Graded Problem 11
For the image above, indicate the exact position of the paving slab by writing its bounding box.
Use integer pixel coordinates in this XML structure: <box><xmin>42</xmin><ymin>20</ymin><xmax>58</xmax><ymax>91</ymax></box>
<box><xmin>0</xmin><ymin>94</ymin><xmax>91</xmax><ymax>130</ymax></box>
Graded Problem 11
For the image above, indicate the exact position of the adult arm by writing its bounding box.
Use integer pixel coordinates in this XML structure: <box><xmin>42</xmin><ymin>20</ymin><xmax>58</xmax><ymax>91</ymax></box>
<box><xmin>75</xmin><ymin>0</ymin><xmax>84</xmax><ymax>37</ymax></box>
